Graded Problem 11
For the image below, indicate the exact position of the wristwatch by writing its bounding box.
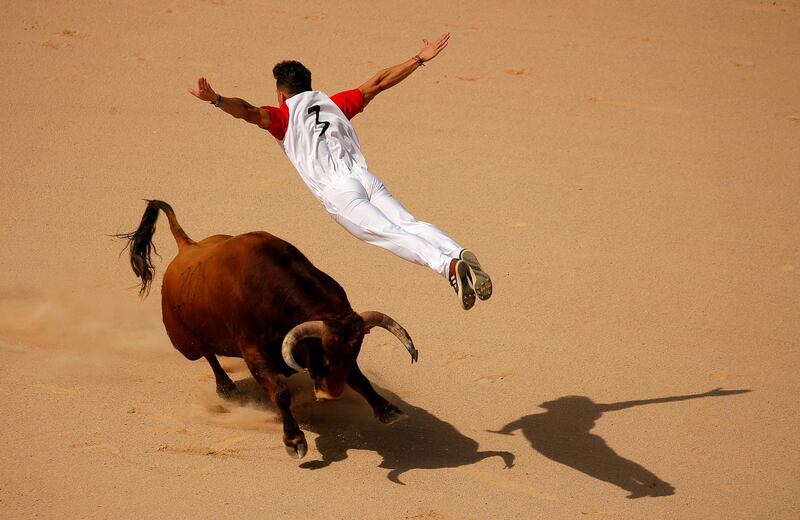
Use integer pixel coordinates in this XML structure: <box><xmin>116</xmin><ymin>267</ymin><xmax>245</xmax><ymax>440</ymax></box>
<box><xmin>212</xmin><ymin>95</ymin><xmax>223</xmax><ymax>107</ymax></box>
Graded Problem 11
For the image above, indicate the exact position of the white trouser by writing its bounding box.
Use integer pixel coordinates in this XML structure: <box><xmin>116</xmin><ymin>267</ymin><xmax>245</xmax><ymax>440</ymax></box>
<box><xmin>321</xmin><ymin>170</ymin><xmax>462</xmax><ymax>278</ymax></box>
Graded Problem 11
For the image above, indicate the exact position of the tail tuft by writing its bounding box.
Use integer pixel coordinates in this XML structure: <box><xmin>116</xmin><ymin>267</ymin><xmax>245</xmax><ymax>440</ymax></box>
<box><xmin>112</xmin><ymin>200</ymin><xmax>164</xmax><ymax>297</ymax></box>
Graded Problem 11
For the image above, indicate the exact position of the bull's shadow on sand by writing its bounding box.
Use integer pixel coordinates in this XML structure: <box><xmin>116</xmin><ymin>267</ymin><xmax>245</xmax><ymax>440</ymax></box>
<box><xmin>229</xmin><ymin>377</ymin><xmax>514</xmax><ymax>484</ymax></box>
<box><xmin>489</xmin><ymin>388</ymin><xmax>750</xmax><ymax>499</ymax></box>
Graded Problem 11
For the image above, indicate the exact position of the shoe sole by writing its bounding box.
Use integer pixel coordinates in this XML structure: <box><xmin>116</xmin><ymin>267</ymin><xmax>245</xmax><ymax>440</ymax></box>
<box><xmin>456</xmin><ymin>260</ymin><xmax>476</xmax><ymax>310</ymax></box>
<box><xmin>460</xmin><ymin>250</ymin><xmax>492</xmax><ymax>300</ymax></box>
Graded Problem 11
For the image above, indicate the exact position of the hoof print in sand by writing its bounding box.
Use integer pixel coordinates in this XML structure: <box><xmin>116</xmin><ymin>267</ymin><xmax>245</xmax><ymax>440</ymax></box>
<box><xmin>476</xmin><ymin>373</ymin><xmax>510</xmax><ymax>384</ymax></box>
<box><xmin>42</xmin><ymin>41</ymin><xmax>68</xmax><ymax>49</ymax></box>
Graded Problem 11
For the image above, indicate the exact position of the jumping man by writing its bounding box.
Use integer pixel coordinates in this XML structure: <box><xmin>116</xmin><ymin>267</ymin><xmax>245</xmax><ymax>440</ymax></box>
<box><xmin>188</xmin><ymin>33</ymin><xmax>491</xmax><ymax>310</ymax></box>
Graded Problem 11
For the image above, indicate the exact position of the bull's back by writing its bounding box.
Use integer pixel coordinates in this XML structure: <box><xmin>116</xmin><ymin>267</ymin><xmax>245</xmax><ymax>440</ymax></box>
<box><xmin>161</xmin><ymin>232</ymin><xmax>351</xmax><ymax>357</ymax></box>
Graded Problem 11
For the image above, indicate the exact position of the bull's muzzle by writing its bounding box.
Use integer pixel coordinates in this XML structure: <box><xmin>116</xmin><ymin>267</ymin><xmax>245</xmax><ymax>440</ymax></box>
<box><xmin>313</xmin><ymin>379</ymin><xmax>345</xmax><ymax>400</ymax></box>
<box><xmin>313</xmin><ymin>388</ymin><xmax>344</xmax><ymax>401</ymax></box>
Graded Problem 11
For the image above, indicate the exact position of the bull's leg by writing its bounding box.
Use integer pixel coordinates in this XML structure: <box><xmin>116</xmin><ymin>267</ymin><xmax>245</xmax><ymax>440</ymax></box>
<box><xmin>239</xmin><ymin>343</ymin><xmax>308</xmax><ymax>458</ymax></box>
<box><xmin>204</xmin><ymin>354</ymin><xmax>237</xmax><ymax>397</ymax></box>
<box><xmin>347</xmin><ymin>362</ymin><xmax>408</xmax><ymax>425</ymax></box>
<box><xmin>274</xmin><ymin>380</ymin><xmax>308</xmax><ymax>458</ymax></box>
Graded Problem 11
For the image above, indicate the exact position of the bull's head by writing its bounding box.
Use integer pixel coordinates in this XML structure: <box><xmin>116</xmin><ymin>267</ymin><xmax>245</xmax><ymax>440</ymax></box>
<box><xmin>281</xmin><ymin>311</ymin><xmax>418</xmax><ymax>401</ymax></box>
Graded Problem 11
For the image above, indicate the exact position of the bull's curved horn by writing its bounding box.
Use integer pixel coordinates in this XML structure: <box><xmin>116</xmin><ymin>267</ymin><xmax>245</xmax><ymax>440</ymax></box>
<box><xmin>281</xmin><ymin>321</ymin><xmax>324</xmax><ymax>372</ymax></box>
<box><xmin>359</xmin><ymin>311</ymin><xmax>418</xmax><ymax>363</ymax></box>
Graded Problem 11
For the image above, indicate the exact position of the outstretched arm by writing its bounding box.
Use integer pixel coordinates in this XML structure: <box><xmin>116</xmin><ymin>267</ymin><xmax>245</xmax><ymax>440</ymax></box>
<box><xmin>599</xmin><ymin>388</ymin><xmax>751</xmax><ymax>413</ymax></box>
<box><xmin>188</xmin><ymin>77</ymin><xmax>272</xmax><ymax>129</ymax></box>
<box><xmin>358</xmin><ymin>33</ymin><xmax>450</xmax><ymax>108</ymax></box>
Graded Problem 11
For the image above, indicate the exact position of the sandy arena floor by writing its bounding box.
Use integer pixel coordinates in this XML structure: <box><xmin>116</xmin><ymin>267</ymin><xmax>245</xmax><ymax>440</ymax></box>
<box><xmin>1</xmin><ymin>1</ymin><xmax>799</xmax><ymax>518</ymax></box>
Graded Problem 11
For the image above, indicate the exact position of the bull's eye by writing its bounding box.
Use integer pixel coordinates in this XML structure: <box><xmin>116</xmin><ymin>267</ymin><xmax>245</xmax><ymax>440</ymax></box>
<box><xmin>307</xmin><ymin>349</ymin><xmax>330</xmax><ymax>375</ymax></box>
<box><xmin>315</xmin><ymin>356</ymin><xmax>331</xmax><ymax>374</ymax></box>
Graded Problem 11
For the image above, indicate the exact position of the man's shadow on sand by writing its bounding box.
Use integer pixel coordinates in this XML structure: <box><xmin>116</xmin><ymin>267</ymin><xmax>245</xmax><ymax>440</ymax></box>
<box><xmin>230</xmin><ymin>378</ymin><xmax>513</xmax><ymax>484</ymax></box>
<box><xmin>488</xmin><ymin>388</ymin><xmax>750</xmax><ymax>499</ymax></box>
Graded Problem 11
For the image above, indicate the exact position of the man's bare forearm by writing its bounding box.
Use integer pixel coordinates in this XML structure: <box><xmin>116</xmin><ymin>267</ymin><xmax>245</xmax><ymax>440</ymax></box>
<box><xmin>189</xmin><ymin>77</ymin><xmax>268</xmax><ymax>128</ymax></box>
<box><xmin>369</xmin><ymin>59</ymin><xmax>422</xmax><ymax>94</ymax></box>
<box><xmin>212</xmin><ymin>95</ymin><xmax>266</xmax><ymax>127</ymax></box>
<box><xmin>359</xmin><ymin>33</ymin><xmax>449</xmax><ymax>106</ymax></box>
<box><xmin>359</xmin><ymin>58</ymin><xmax>423</xmax><ymax>106</ymax></box>
<box><xmin>214</xmin><ymin>96</ymin><xmax>254</xmax><ymax>120</ymax></box>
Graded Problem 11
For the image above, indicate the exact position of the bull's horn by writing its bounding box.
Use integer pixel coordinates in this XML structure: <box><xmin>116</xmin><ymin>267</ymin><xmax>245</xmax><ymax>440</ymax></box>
<box><xmin>281</xmin><ymin>321</ymin><xmax>324</xmax><ymax>372</ymax></box>
<box><xmin>359</xmin><ymin>311</ymin><xmax>418</xmax><ymax>363</ymax></box>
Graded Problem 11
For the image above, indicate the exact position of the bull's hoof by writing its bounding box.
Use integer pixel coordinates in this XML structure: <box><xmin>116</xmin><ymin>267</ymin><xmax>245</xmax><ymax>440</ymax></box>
<box><xmin>216</xmin><ymin>382</ymin><xmax>238</xmax><ymax>398</ymax></box>
<box><xmin>285</xmin><ymin>439</ymin><xmax>308</xmax><ymax>459</ymax></box>
<box><xmin>284</xmin><ymin>432</ymin><xmax>308</xmax><ymax>459</ymax></box>
<box><xmin>379</xmin><ymin>407</ymin><xmax>408</xmax><ymax>425</ymax></box>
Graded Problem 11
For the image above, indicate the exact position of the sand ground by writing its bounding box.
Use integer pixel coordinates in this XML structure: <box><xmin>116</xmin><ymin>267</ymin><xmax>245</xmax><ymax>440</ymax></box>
<box><xmin>1</xmin><ymin>1</ymin><xmax>799</xmax><ymax>518</ymax></box>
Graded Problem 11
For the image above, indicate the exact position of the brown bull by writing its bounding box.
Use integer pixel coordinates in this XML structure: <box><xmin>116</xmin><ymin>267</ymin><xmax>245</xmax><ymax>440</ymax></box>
<box><xmin>117</xmin><ymin>200</ymin><xmax>418</xmax><ymax>458</ymax></box>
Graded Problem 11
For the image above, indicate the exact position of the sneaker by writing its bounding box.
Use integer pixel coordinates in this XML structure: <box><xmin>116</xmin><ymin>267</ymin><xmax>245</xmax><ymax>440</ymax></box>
<box><xmin>449</xmin><ymin>259</ymin><xmax>475</xmax><ymax>310</ymax></box>
<box><xmin>460</xmin><ymin>249</ymin><xmax>492</xmax><ymax>300</ymax></box>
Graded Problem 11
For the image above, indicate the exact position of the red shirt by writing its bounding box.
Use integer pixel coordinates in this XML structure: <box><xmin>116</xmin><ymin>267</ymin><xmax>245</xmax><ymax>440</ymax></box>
<box><xmin>261</xmin><ymin>89</ymin><xmax>364</xmax><ymax>141</ymax></box>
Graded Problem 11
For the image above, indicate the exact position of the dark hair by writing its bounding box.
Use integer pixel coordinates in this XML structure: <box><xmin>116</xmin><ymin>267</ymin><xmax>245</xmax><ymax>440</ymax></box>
<box><xmin>272</xmin><ymin>60</ymin><xmax>312</xmax><ymax>95</ymax></box>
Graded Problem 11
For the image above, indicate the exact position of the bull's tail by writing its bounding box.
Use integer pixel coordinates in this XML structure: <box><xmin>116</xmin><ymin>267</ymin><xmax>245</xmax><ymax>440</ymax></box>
<box><xmin>114</xmin><ymin>199</ymin><xmax>194</xmax><ymax>297</ymax></box>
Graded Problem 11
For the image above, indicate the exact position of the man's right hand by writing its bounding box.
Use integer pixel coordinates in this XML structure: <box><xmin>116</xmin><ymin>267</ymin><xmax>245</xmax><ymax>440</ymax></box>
<box><xmin>188</xmin><ymin>77</ymin><xmax>219</xmax><ymax>102</ymax></box>
<box><xmin>417</xmin><ymin>32</ymin><xmax>450</xmax><ymax>63</ymax></box>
